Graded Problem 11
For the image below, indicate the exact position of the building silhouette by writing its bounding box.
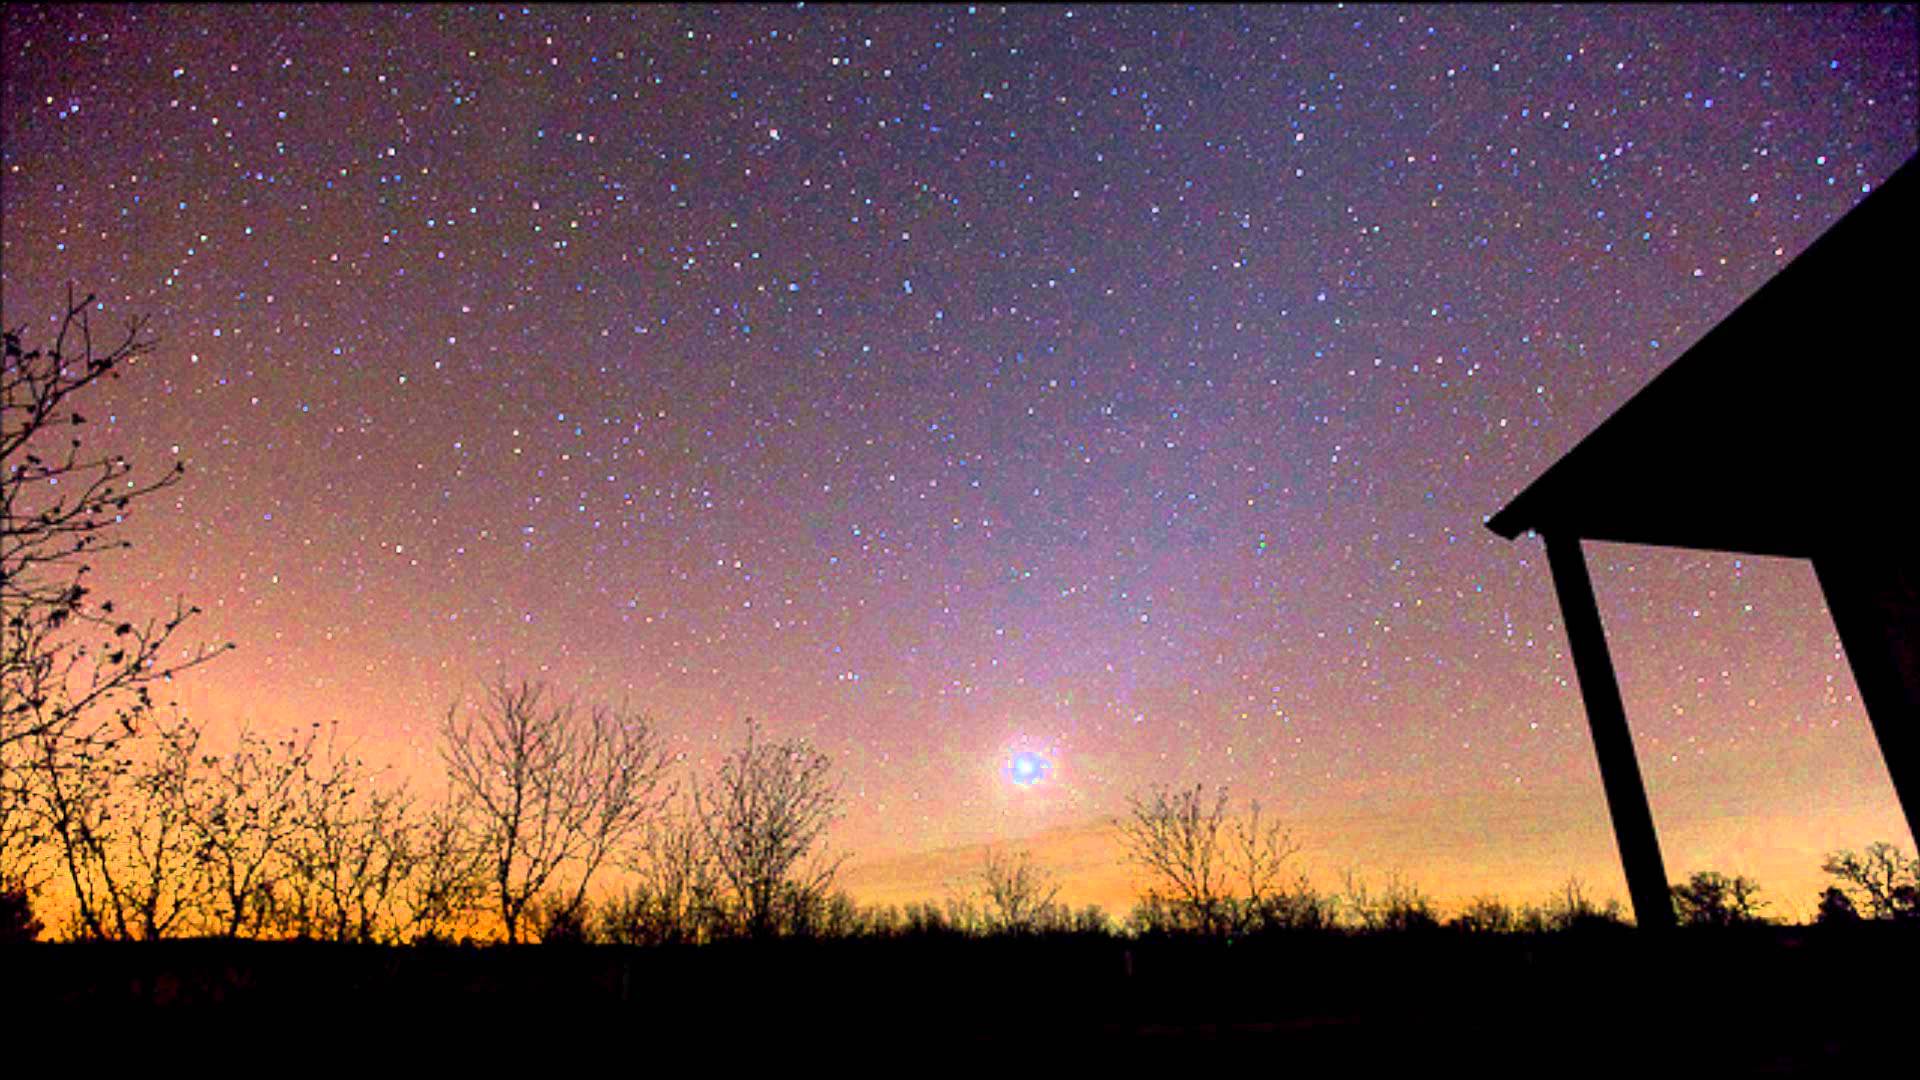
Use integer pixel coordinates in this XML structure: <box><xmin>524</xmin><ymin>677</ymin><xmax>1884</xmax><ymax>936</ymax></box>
<box><xmin>1488</xmin><ymin>153</ymin><xmax>1919</xmax><ymax>929</ymax></box>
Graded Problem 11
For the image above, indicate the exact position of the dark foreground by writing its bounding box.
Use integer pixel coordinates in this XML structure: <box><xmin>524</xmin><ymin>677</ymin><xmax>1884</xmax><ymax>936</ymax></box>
<box><xmin>4</xmin><ymin>924</ymin><xmax>1914</xmax><ymax>1071</ymax></box>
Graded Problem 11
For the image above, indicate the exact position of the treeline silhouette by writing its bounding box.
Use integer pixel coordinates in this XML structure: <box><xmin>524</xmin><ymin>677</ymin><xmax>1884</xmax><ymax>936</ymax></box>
<box><xmin>5</xmin><ymin>691</ymin><xmax>1915</xmax><ymax>945</ymax></box>
<box><xmin>7</xmin><ymin>847</ymin><xmax>1917</xmax><ymax>1071</ymax></box>
<box><xmin>1</xmin><ymin>681</ymin><xmax>858</xmax><ymax>945</ymax></box>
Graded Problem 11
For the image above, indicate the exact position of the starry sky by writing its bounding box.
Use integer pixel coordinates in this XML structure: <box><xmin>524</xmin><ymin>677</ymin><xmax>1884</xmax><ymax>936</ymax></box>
<box><xmin>4</xmin><ymin>3</ymin><xmax>1916</xmax><ymax>917</ymax></box>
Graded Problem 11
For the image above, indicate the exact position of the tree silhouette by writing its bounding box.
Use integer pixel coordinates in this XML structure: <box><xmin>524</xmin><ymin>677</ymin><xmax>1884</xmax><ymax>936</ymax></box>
<box><xmin>604</xmin><ymin>791</ymin><xmax>723</xmax><ymax>945</ymax></box>
<box><xmin>3</xmin><ymin>288</ymin><xmax>226</xmax><ymax>904</ymax></box>
<box><xmin>27</xmin><ymin>724</ymin><xmax>113</xmax><ymax>938</ymax></box>
<box><xmin>1815</xmin><ymin>885</ymin><xmax>1861</xmax><ymax>926</ymax></box>
<box><xmin>31</xmin><ymin>719</ymin><xmax>183</xmax><ymax>940</ymax></box>
<box><xmin>1670</xmin><ymin>870</ymin><xmax>1767</xmax><ymax>927</ymax></box>
<box><xmin>1117</xmin><ymin>782</ymin><xmax>1300</xmax><ymax>936</ymax></box>
<box><xmin>1820</xmin><ymin>842</ymin><xmax>1919</xmax><ymax>920</ymax></box>
<box><xmin>438</xmin><ymin>678</ymin><xmax>670</xmax><ymax>942</ymax></box>
<box><xmin>188</xmin><ymin>724</ymin><xmax>322</xmax><ymax>937</ymax></box>
<box><xmin>275</xmin><ymin>728</ymin><xmax>420</xmax><ymax>943</ymax></box>
<box><xmin>697</xmin><ymin>719</ymin><xmax>843</xmax><ymax>939</ymax></box>
<box><xmin>393</xmin><ymin>795</ymin><xmax>487</xmax><ymax>942</ymax></box>
<box><xmin>978</xmin><ymin>847</ymin><xmax>1061</xmax><ymax>934</ymax></box>
<box><xmin>21</xmin><ymin>709</ymin><xmax>476</xmax><ymax>942</ymax></box>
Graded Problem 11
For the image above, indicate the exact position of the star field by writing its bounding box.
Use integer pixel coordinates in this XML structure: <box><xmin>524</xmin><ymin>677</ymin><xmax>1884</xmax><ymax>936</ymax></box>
<box><xmin>3</xmin><ymin>4</ymin><xmax>1915</xmax><ymax>913</ymax></box>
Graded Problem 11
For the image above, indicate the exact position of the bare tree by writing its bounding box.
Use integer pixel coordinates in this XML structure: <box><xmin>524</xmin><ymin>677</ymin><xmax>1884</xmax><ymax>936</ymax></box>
<box><xmin>438</xmin><ymin>678</ymin><xmax>670</xmax><ymax>942</ymax></box>
<box><xmin>698</xmin><ymin>719</ymin><xmax>843</xmax><ymax>939</ymax></box>
<box><xmin>18</xmin><ymin>707</ymin><xmax>498</xmax><ymax>944</ymax></box>
<box><xmin>1120</xmin><ymin>784</ymin><xmax>1230</xmax><ymax>934</ymax></box>
<box><xmin>29</xmin><ymin>713</ymin><xmax>205</xmax><ymax>940</ymax></box>
<box><xmin>4</xmin><ymin>289</ymin><xmax>226</xmax><ymax>913</ymax></box>
<box><xmin>186</xmin><ymin>725</ymin><xmax>320</xmax><ymax>937</ymax></box>
<box><xmin>605</xmin><ymin>792</ymin><xmax>723</xmax><ymax>945</ymax></box>
<box><xmin>554</xmin><ymin>704</ymin><xmax>673</xmax><ymax>922</ymax></box>
<box><xmin>2</xmin><ymin>288</ymin><xmax>227</xmax><ymax>756</ymax></box>
<box><xmin>111</xmin><ymin>715</ymin><xmax>204</xmax><ymax>939</ymax></box>
<box><xmin>1821</xmin><ymin>842</ymin><xmax>1919</xmax><ymax>920</ymax></box>
<box><xmin>979</xmin><ymin>846</ymin><xmax>1061</xmax><ymax>935</ymax></box>
<box><xmin>309</xmin><ymin>785</ymin><xmax>417</xmax><ymax>943</ymax></box>
<box><xmin>34</xmin><ymin>726</ymin><xmax>135</xmax><ymax>939</ymax></box>
<box><xmin>394</xmin><ymin>795</ymin><xmax>487</xmax><ymax>942</ymax></box>
<box><xmin>1117</xmin><ymin>783</ymin><xmax>1300</xmax><ymax>936</ymax></box>
<box><xmin>1233</xmin><ymin>799</ymin><xmax>1303</xmax><ymax>916</ymax></box>
<box><xmin>275</xmin><ymin>729</ymin><xmax>420</xmax><ymax>943</ymax></box>
<box><xmin>0</xmin><ymin>742</ymin><xmax>48</xmax><ymax>910</ymax></box>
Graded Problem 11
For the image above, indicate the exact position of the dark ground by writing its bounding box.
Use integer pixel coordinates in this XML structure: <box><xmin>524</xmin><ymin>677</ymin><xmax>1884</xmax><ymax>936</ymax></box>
<box><xmin>3</xmin><ymin>924</ymin><xmax>1913</xmax><ymax>1071</ymax></box>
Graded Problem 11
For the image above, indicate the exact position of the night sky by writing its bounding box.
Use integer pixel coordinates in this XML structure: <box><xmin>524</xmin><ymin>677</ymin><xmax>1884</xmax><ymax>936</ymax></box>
<box><xmin>4</xmin><ymin>4</ymin><xmax>1915</xmax><ymax>916</ymax></box>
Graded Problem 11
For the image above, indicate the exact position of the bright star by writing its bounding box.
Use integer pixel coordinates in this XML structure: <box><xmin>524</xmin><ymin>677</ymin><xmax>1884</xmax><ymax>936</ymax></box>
<box><xmin>1006</xmin><ymin>751</ymin><xmax>1051</xmax><ymax>788</ymax></box>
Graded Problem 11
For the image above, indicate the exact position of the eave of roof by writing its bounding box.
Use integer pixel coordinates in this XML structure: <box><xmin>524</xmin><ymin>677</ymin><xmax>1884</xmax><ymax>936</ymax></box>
<box><xmin>1488</xmin><ymin>153</ymin><xmax>1918</xmax><ymax>554</ymax></box>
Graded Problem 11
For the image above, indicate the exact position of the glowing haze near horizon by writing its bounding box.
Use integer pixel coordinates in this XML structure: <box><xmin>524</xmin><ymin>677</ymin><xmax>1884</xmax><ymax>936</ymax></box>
<box><xmin>4</xmin><ymin>4</ymin><xmax>1915</xmax><ymax>918</ymax></box>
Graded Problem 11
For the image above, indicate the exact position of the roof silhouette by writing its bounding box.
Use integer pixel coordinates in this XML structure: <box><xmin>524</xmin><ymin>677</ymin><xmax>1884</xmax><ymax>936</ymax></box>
<box><xmin>1487</xmin><ymin>151</ymin><xmax>1920</xmax><ymax>931</ymax></box>
<box><xmin>1488</xmin><ymin>153</ymin><xmax>1919</xmax><ymax>558</ymax></box>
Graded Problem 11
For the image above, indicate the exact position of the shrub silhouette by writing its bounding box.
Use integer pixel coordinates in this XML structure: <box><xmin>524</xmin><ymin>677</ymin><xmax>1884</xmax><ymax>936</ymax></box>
<box><xmin>1543</xmin><ymin>875</ymin><xmax>1630</xmax><ymax>932</ymax></box>
<box><xmin>1814</xmin><ymin>886</ymin><xmax>1861</xmax><ymax>926</ymax></box>
<box><xmin>1449</xmin><ymin>895</ymin><xmax>1521</xmax><ymax>935</ymax></box>
<box><xmin>1342</xmin><ymin>870</ymin><xmax>1440</xmax><ymax>933</ymax></box>
<box><xmin>0</xmin><ymin>884</ymin><xmax>42</xmax><ymax>942</ymax></box>
<box><xmin>1670</xmin><ymin>871</ymin><xmax>1768</xmax><ymax>928</ymax></box>
<box><xmin>532</xmin><ymin>893</ymin><xmax>593</xmax><ymax>945</ymax></box>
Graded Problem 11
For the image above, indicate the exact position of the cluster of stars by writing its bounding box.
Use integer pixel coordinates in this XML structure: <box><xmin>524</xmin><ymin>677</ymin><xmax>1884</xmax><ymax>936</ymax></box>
<box><xmin>2</xmin><ymin>4</ymin><xmax>1913</xmax><ymax>906</ymax></box>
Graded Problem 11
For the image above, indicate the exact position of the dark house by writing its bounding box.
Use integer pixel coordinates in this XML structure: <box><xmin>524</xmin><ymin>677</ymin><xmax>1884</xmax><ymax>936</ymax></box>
<box><xmin>1488</xmin><ymin>154</ymin><xmax>1919</xmax><ymax>929</ymax></box>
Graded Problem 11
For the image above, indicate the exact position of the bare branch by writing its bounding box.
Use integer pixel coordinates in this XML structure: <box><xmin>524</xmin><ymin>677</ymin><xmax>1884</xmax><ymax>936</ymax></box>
<box><xmin>1117</xmin><ymin>782</ymin><xmax>1300</xmax><ymax>936</ymax></box>
<box><xmin>437</xmin><ymin>678</ymin><xmax>670</xmax><ymax>942</ymax></box>
<box><xmin>697</xmin><ymin>719</ymin><xmax>844</xmax><ymax>940</ymax></box>
<box><xmin>979</xmin><ymin>847</ymin><xmax>1061</xmax><ymax>934</ymax></box>
<box><xmin>4</xmin><ymin>290</ymin><xmax>229</xmax><ymax>799</ymax></box>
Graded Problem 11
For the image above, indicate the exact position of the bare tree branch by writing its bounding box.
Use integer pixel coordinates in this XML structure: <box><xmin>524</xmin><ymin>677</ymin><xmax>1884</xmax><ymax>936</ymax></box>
<box><xmin>186</xmin><ymin>724</ymin><xmax>319</xmax><ymax>937</ymax></box>
<box><xmin>3</xmin><ymin>290</ymin><xmax>228</xmax><ymax>911</ymax></box>
<box><xmin>3</xmin><ymin>288</ymin><xmax>229</xmax><ymax>760</ymax></box>
<box><xmin>437</xmin><ymin>678</ymin><xmax>670</xmax><ymax>942</ymax></box>
<box><xmin>979</xmin><ymin>847</ymin><xmax>1061</xmax><ymax>934</ymax></box>
<box><xmin>1118</xmin><ymin>782</ymin><xmax>1301</xmax><ymax>936</ymax></box>
<box><xmin>697</xmin><ymin>719</ymin><xmax>843</xmax><ymax>940</ymax></box>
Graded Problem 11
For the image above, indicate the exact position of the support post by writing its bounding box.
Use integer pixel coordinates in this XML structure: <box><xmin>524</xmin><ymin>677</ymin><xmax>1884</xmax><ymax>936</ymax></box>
<box><xmin>1543</xmin><ymin>533</ymin><xmax>1674</xmax><ymax>930</ymax></box>
<box><xmin>1813</xmin><ymin>552</ymin><xmax>1920</xmax><ymax>846</ymax></box>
